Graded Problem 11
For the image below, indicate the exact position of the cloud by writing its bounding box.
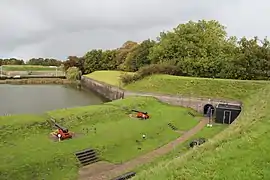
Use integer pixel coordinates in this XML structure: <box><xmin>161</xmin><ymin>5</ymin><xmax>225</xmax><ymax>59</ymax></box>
<box><xmin>0</xmin><ymin>0</ymin><xmax>269</xmax><ymax>60</ymax></box>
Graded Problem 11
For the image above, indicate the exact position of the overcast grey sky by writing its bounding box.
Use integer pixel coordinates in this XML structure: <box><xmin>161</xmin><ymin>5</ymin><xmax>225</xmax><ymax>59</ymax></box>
<box><xmin>0</xmin><ymin>0</ymin><xmax>269</xmax><ymax>60</ymax></box>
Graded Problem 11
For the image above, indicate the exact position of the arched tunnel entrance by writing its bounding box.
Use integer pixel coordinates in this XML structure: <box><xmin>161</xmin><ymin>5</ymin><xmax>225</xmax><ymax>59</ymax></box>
<box><xmin>203</xmin><ymin>104</ymin><xmax>215</xmax><ymax>116</ymax></box>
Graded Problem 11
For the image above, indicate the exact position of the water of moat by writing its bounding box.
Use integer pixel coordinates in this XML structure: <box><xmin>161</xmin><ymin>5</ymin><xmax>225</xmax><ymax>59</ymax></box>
<box><xmin>0</xmin><ymin>84</ymin><xmax>107</xmax><ymax>116</ymax></box>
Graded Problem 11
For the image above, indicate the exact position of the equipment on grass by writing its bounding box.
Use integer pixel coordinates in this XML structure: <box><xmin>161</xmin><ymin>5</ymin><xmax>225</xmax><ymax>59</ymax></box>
<box><xmin>50</xmin><ymin>118</ymin><xmax>73</xmax><ymax>141</ymax></box>
<box><xmin>168</xmin><ymin>123</ymin><xmax>178</xmax><ymax>131</ymax></box>
<box><xmin>131</xmin><ymin>110</ymin><xmax>149</xmax><ymax>119</ymax></box>
<box><xmin>189</xmin><ymin>138</ymin><xmax>206</xmax><ymax>148</ymax></box>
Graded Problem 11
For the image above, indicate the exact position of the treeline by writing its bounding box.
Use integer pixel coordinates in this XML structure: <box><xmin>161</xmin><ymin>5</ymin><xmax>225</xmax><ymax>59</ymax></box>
<box><xmin>64</xmin><ymin>20</ymin><xmax>270</xmax><ymax>80</ymax></box>
<box><xmin>3</xmin><ymin>19</ymin><xmax>270</xmax><ymax>81</ymax></box>
<box><xmin>63</xmin><ymin>40</ymin><xmax>154</xmax><ymax>73</ymax></box>
<box><xmin>0</xmin><ymin>58</ymin><xmax>62</xmax><ymax>66</ymax></box>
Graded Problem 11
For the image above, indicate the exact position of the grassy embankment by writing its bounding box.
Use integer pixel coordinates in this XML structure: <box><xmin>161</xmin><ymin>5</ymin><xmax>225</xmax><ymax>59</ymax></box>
<box><xmin>85</xmin><ymin>70</ymin><xmax>134</xmax><ymax>87</ymax></box>
<box><xmin>85</xmin><ymin>70</ymin><xmax>265</xmax><ymax>100</ymax></box>
<box><xmin>85</xmin><ymin>70</ymin><xmax>270</xmax><ymax>180</ymax></box>
<box><xmin>134</xmin><ymin>85</ymin><xmax>270</xmax><ymax>180</ymax></box>
<box><xmin>0</xmin><ymin>97</ymin><xmax>200</xmax><ymax>180</ymax></box>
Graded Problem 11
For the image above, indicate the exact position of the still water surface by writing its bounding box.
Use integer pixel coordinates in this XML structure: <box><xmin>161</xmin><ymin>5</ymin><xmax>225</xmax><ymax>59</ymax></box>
<box><xmin>0</xmin><ymin>84</ymin><xmax>106</xmax><ymax>115</ymax></box>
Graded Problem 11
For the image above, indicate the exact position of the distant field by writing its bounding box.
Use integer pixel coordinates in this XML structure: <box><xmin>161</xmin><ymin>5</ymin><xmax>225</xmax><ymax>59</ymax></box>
<box><xmin>2</xmin><ymin>65</ymin><xmax>60</xmax><ymax>71</ymax></box>
<box><xmin>85</xmin><ymin>71</ymin><xmax>266</xmax><ymax>100</ymax></box>
<box><xmin>84</xmin><ymin>70</ymin><xmax>134</xmax><ymax>86</ymax></box>
<box><xmin>0</xmin><ymin>96</ymin><xmax>199</xmax><ymax>180</ymax></box>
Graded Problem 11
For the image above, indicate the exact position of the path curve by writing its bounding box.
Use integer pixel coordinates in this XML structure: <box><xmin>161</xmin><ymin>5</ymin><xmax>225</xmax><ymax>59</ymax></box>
<box><xmin>79</xmin><ymin>118</ymin><xmax>208</xmax><ymax>180</ymax></box>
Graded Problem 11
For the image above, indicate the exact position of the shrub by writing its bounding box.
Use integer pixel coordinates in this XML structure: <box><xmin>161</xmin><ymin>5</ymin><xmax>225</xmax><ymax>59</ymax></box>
<box><xmin>120</xmin><ymin>73</ymin><xmax>140</xmax><ymax>85</ymax></box>
<box><xmin>66</xmin><ymin>67</ymin><xmax>82</xmax><ymax>80</ymax></box>
<box><xmin>120</xmin><ymin>64</ymin><xmax>183</xmax><ymax>85</ymax></box>
<box><xmin>137</xmin><ymin>63</ymin><xmax>182</xmax><ymax>77</ymax></box>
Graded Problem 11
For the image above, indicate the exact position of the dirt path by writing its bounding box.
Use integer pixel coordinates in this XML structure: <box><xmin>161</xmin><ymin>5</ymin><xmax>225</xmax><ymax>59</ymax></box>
<box><xmin>78</xmin><ymin>118</ymin><xmax>208</xmax><ymax>180</ymax></box>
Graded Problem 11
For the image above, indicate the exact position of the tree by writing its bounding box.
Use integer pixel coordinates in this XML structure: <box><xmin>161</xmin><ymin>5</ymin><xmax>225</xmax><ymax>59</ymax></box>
<box><xmin>100</xmin><ymin>50</ymin><xmax>117</xmax><ymax>70</ymax></box>
<box><xmin>114</xmin><ymin>41</ymin><xmax>138</xmax><ymax>70</ymax></box>
<box><xmin>84</xmin><ymin>49</ymin><xmax>103</xmax><ymax>74</ymax></box>
<box><xmin>123</xmin><ymin>39</ymin><xmax>156</xmax><ymax>71</ymax></box>
<box><xmin>0</xmin><ymin>58</ymin><xmax>25</xmax><ymax>65</ymax></box>
<box><xmin>63</xmin><ymin>56</ymin><xmax>85</xmax><ymax>73</ymax></box>
<box><xmin>27</xmin><ymin>58</ymin><xmax>62</xmax><ymax>66</ymax></box>
<box><xmin>66</xmin><ymin>67</ymin><xmax>82</xmax><ymax>80</ymax></box>
<box><xmin>148</xmin><ymin>20</ymin><xmax>234</xmax><ymax>78</ymax></box>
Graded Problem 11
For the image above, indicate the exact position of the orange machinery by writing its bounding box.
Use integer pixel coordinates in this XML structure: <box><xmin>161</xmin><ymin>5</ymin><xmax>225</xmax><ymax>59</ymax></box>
<box><xmin>50</xmin><ymin>119</ymin><xmax>73</xmax><ymax>140</ymax></box>
<box><xmin>131</xmin><ymin>110</ymin><xmax>149</xmax><ymax>119</ymax></box>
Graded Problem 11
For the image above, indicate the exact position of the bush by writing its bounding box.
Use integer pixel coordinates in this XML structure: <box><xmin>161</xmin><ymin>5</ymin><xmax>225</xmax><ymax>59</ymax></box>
<box><xmin>120</xmin><ymin>73</ymin><xmax>140</xmax><ymax>85</ymax></box>
<box><xmin>137</xmin><ymin>63</ymin><xmax>182</xmax><ymax>77</ymax></box>
<box><xmin>66</xmin><ymin>67</ymin><xmax>82</xmax><ymax>80</ymax></box>
<box><xmin>120</xmin><ymin>64</ymin><xmax>183</xmax><ymax>85</ymax></box>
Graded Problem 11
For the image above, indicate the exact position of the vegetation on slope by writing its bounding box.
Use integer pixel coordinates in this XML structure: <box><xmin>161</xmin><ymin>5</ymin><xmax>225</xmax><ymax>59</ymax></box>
<box><xmin>85</xmin><ymin>70</ymin><xmax>266</xmax><ymax>100</ymax></box>
<box><xmin>125</xmin><ymin>74</ymin><xmax>266</xmax><ymax>100</ymax></box>
<box><xmin>85</xmin><ymin>70</ymin><xmax>134</xmax><ymax>86</ymax></box>
<box><xmin>0</xmin><ymin>97</ymin><xmax>199</xmax><ymax>180</ymax></box>
<box><xmin>134</xmin><ymin>85</ymin><xmax>270</xmax><ymax>180</ymax></box>
<box><xmin>135</xmin><ymin>123</ymin><xmax>227</xmax><ymax>173</ymax></box>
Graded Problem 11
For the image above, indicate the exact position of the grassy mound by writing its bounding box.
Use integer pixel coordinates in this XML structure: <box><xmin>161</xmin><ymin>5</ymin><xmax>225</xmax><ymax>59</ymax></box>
<box><xmin>0</xmin><ymin>97</ymin><xmax>199</xmax><ymax>180</ymax></box>
<box><xmin>2</xmin><ymin>65</ymin><xmax>58</xmax><ymax>71</ymax></box>
<box><xmin>134</xmin><ymin>85</ymin><xmax>270</xmax><ymax>180</ymax></box>
<box><xmin>85</xmin><ymin>71</ymin><xmax>266</xmax><ymax>100</ymax></box>
<box><xmin>84</xmin><ymin>70</ymin><xmax>134</xmax><ymax>86</ymax></box>
<box><xmin>125</xmin><ymin>74</ymin><xmax>267</xmax><ymax>100</ymax></box>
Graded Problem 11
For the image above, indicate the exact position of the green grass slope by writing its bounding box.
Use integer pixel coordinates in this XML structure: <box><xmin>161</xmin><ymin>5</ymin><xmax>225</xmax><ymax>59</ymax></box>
<box><xmin>86</xmin><ymin>71</ymin><xmax>266</xmax><ymax>100</ymax></box>
<box><xmin>84</xmin><ymin>70</ymin><xmax>134</xmax><ymax>86</ymax></box>
<box><xmin>0</xmin><ymin>97</ymin><xmax>199</xmax><ymax>180</ymax></box>
<box><xmin>135</xmin><ymin>123</ymin><xmax>227</xmax><ymax>173</ymax></box>
<box><xmin>125</xmin><ymin>74</ymin><xmax>266</xmax><ymax>100</ymax></box>
<box><xmin>134</xmin><ymin>85</ymin><xmax>270</xmax><ymax>180</ymax></box>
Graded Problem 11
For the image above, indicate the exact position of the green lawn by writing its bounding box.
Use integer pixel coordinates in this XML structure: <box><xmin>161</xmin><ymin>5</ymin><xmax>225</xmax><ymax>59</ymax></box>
<box><xmin>134</xmin><ymin>85</ymin><xmax>270</xmax><ymax>180</ymax></box>
<box><xmin>125</xmin><ymin>74</ymin><xmax>267</xmax><ymax>100</ymax></box>
<box><xmin>4</xmin><ymin>70</ymin><xmax>269</xmax><ymax>180</ymax></box>
<box><xmin>84</xmin><ymin>70</ymin><xmax>134</xmax><ymax>86</ymax></box>
<box><xmin>83</xmin><ymin>70</ymin><xmax>270</xmax><ymax>180</ymax></box>
<box><xmin>0</xmin><ymin>97</ymin><xmax>199</xmax><ymax>180</ymax></box>
<box><xmin>2</xmin><ymin>65</ymin><xmax>59</xmax><ymax>71</ymax></box>
<box><xmin>134</xmin><ymin>123</ymin><xmax>227</xmax><ymax>172</ymax></box>
<box><xmin>85</xmin><ymin>71</ymin><xmax>266</xmax><ymax>100</ymax></box>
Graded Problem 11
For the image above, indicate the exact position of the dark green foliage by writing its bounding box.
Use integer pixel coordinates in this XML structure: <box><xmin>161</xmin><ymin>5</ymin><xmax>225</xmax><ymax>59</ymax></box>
<box><xmin>0</xmin><ymin>58</ymin><xmax>25</xmax><ymax>65</ymax></box>
<box><xmin>79</xmin><ymin>20</ymin><xmax>270</xmax><ymax>81</ymax></box>
<box><xmin>122</xmin><ymin>39</ymin><xmax>156</xmax><ymax>72</ymax></box>
<box><xmin>120</xmin><ymin>73</ymin><xmax>140</xmax><ymax>85</ymax></box>
<box><xmin>63</xmin><ymin>56</ymin><xmax>85</xmax><ymax>73</ymax></box>
<box><xmin>0</xmin><ymin>58</ymin><xmax>62</xmax><ymax>66</ymax></box>
<box><xmin>27</xmin><ymin>58</ymin><xmax>62</xmax><ymax>66</ymax></box>
<box><xmin>66</xmin><ymin>67</ymin><xmax>82</xmax><ymax>80</ymax></box>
